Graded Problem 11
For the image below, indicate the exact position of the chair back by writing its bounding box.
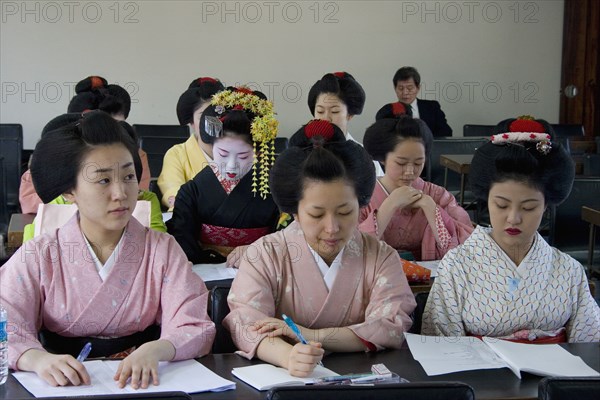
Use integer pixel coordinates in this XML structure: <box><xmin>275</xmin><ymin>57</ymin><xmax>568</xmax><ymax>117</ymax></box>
<box><xmin>132</xmin><ymin>124</ymin><xmax>190</xmax><ymax>138</ymax></box>
<box><xmin>428</xmin><ymin>138</ymin><xmax>487</xmax><ymax>188</ymax></box>
<box><xmin>267</xmin><ymin>382</ymin><xmax>475</xmax><ymax>400</ymax></box>
<box><xmin>139</xmin><ymin>136</ymin><xmax>189</xmax><ymax>178</ymax></box>
<box><xmin>209</xmin><ymin>285</ymin><xmax>237</xmax><ymax>354</ymax></box>
<box><xmin>409</xmin><ymin>291</ymin><xmax>430</xmax><ymax>334</ymax></box>
<box><xmin>463</xmin><ymin>124</ymin><xmax>494</xmax><ymax>137</ymax></box>
<box><xmin>552</xmin><ymin>177</ymin><xmax>600</xmax><ymax>249</ymax></box>
<box><xmin>0</xmin><ymin>157</ymin><xmax>8</xmax><ymax>234</ymax></box>
<box><xmin>0</xmin><ymin>124</ymin><xmax>23</xmax><ymax>213</ymax></box>
<box><xmin>274</xmin><ymin>137</ymin><xmax>289</xmax><ymax>156</ymax></box>
<box><xmin>550</xmin><ymin>124</ymin><xmax>585</xmax><ymax>138</ymax></box>
<box><xmin>33</xmin><ymin>201</ymin><xmax>152</xmax><ymax>238</ymax></box>
<box><xmin>538</xmin><ymin>376</ymin><xmax>600</xmax><ymax>400</ymax></box>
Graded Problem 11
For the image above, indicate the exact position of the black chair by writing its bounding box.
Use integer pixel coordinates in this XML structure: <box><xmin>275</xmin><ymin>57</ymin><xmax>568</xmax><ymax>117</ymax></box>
<box><xmin>138</xmin><ymin>136</ymin><xmax>189</xmax><ymax>178</ymax></box>
<box><xmin>132</xmin><ymin>124</ymin><xmax>190</xmax><ymax>139</ymax></box>
<box><xmin>428</xmin><ymin>138</ymin><xmax>487</xmax><ymax>193</ymax></box>
<box><xmin>538</xmin><ymin>376</ymin><xmax>600</xmax><ymax>400</ymax></box>
<box><xmin>409</xmin><ymin>291</ymin><xmax>429</xmax><ymax>334</ymax></box>
<box><xmin>209</xmin><ymin>285</ymin><xmax>237</xmax><ymax>354</ymax></box>
<box><xmin>0</xmin><ymin>124</ymin><xmax>23</xmax><ymax>215</ymax></box>
<box><xmin>551</xmin><ymin>177</ymin><xmax>600</xmax><ymax>250</ymax></box>
<box><xmin>274</xmin><ymin>137</ymin><xmax>289</xmax><ymax>156</ymax></box>
<box><xmin>550</xmin><ymin>124</ymin><xmax>585</xmax><ymax>138</ymax></box>
<box><xmin>463</xmin><ymin>124</ymin><xmax>494</xmax><ymax>137</ymax></box>
<box><xmin>267</xmin><ymin>382</ymin><xmax>475</xmax><ymax>400</ymax></box>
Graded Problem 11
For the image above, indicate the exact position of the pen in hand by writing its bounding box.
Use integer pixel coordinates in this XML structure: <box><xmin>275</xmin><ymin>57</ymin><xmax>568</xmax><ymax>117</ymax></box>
<box><xmin>76</xmin><ymin>342</ymin><xmax>92</xmax><ymax>363</ymax></box>
<box><xmin>282</xmin><ymin>314</ymin><xmax>324</xmax><ymax>367</ymax></box>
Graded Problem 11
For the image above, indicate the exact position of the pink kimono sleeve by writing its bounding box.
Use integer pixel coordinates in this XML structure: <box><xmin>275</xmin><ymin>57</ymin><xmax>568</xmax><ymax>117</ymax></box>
<box><xmin>347</xmin><ymin>247</ymin><xmax>416</xmax><ymax>350</ymax></box>
<box><xmin>1</xmin><ymin>241</ymin><xmax>47</xmax><ymax>369</ymax></box>
<box><xmin>158</xmin><ymin>236</ymin><xmax>215</xmax><ymax>359</ymax></box>
<box><xmin>19</xmin><ymin>170</ymin><xmax>42</xmax><ymax>214</ymax></box>
<box><xmin>421</xmin><ymin>185</ymin><xmax>474</xmax><ymax>261</ymax></box>
<box><xmin>223</xmin><ymin>240</ymin><xmax>280</xmax><ymax>359</ymax></box>
<box><xmin>358</xmin><ymin>205</ymin><xmax>378</xmax><ymax>236</ymax></box>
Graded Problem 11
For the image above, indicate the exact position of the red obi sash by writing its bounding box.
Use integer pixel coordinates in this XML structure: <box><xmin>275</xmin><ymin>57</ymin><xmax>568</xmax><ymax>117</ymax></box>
<box><xmin>200</xmin><ymin>224</ymin><xmax>270</xmax><ymax>247</ymax></box>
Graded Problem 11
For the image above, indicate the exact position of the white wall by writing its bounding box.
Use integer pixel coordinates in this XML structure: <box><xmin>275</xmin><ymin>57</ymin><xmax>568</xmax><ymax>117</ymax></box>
<box><xmin>1</xmin><ymin>0</ymin><xmax>564</xmax><ymax>149</ymax></box>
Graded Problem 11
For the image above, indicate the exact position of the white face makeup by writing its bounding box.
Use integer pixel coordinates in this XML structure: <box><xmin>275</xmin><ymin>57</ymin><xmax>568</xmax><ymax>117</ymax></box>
<box><xmin>212</xmin><ymin>135</ymin><xmax>254</xmax><ymax>181</ymax></box>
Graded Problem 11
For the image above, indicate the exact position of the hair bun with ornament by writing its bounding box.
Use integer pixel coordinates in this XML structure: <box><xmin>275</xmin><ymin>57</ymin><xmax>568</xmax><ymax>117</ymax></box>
<box><xmin>308</xmin><ymin>71</ymin><xmax>366</xmax><ymax>116</ymax></box>
<box><xmin>469</xmin><ymin>115</ymin><xmax>574</xmax><ymax>206</ymax></box>
<box><xmin>288</xmin><ymin>119</ymin><xmax>346</xmax><ymax>148</ymax></box>
<box><xmin>375</xmin><ymin>101</ymin><xmax>413</xmax><ymax>121</ymax></box>
<box><xmin>491</xmin><ymin>115</ymin><xmax>554</xmax><ymax>155</ymax></box>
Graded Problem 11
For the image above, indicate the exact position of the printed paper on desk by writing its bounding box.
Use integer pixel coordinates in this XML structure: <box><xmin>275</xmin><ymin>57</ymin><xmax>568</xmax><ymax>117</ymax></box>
<box><xmin>406</xmin><ymin>333</ymin><xmax>600</xmax><ymax>378</ymax></box>
<box><xmin>12</xmin><ymin>359</ymin><xmax>235</xmax><ymax>397</ymax></box>
<box><xmin>192</xmin><ymin>263</ymin><xmax>237</xmax><ymax>282</ymax></box>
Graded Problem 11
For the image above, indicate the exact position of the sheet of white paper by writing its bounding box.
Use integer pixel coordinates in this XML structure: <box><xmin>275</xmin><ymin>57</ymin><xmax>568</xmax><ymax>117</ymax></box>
<box><xmin>483</xmin><ymin>337</ymin><xmax>600</xmax><ymax>378</ymax></box>
<box><xmin>162</xmin><ymin>212</ymin><xmax>173</xmax><ymax>223</ymax></box>
<box><xmin>405</xmin><ymin>333</ymin><xmax>507</xmax><ymax>376</ymax></box>
<box><xmin>232</xmin><ymin>363</ymin><xmax>338</xmax><ymax>391</ymax></box>
<box><xmin>12</xmin><ymin>359</ymin><xmax>235</xmax><ymax>397</ymax></box>
<box><xmin>192</xmin><ymin>263</ymin><xmax>237</xmax><ymax>282</ymax></box>
<box><xmin>416</xmin><ymin>260</ymin><xmax>440</xmax><ymax>277</ymax></box>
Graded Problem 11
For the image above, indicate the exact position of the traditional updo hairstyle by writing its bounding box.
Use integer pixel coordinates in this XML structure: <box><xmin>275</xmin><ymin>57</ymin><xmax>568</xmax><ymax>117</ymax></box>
<box><xmin>176</xmin><ymin>77</ymin><xmax>225</xmax><ymax>126</ymax></box>
<box><xmin>363</xmin><ymin>115</ymin><xmax>433</xmax><ymax>163</ymax></box>
<box><xmin>39</xmin><ymin>112</ymin><xmax>142</xmax><ymax>183</ymax></box>
<box><xmin>374</xmin><ymin>101</ymin><xmax>413</xmax><ymax>121</ymax></box>
<box><xmin>270</xmin><ymin>120</ymin><xmax>376</xmax><ymax>214</ymax></box>
<box><xmin>67</xmin><ymin>76</ymin><xmax>130</xmax><ymax>119</ymax></box>
<box><xmin>470</xmin><ymin>116</ymin><xmax>575</xmax><ymax>206</ymax></box>
<box><xmin>30</xmin><ymin>111</ymin><xmax>140</xmax><ymax>203</ymax></box>
<box><xmin>198</xmin><ymin>86</ymin><xmax>267</xmax><ymax>145</ymax></box>
<box><xmin>307</xmin><ymin>72</ymin><xmax>366</xmax><ymax>117</ymax></box>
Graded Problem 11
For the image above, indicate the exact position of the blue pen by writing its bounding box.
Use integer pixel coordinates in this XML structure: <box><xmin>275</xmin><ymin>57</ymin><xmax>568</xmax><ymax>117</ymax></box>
<box><xmin>282</xmin><ymin>314</ymin><xmax>324</xmax><ymax>367</ymax></box>
<box><xmin>76</xmin><ymin>342</ymin><xmax>92</xmax><ymax>363</ymax></box>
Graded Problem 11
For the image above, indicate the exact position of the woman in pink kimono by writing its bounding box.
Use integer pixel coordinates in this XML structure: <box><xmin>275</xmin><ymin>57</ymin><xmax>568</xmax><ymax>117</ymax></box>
<box><xmin>1</xmin><ymin>111</ymin><xmax>215</xmax><ymax>389</ymax></box>
<box><xmin>359</xmin><ymin>116</ymin><xmax>473</xmax><ymax>260</ymax></box>
<box><xmin>223</xmin><ymin>120</ymin><xmax>416</xmax><ymax>377</ymax></box>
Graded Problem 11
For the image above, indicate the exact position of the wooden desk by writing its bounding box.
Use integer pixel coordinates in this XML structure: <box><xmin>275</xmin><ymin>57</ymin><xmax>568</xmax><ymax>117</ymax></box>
<box><xmin>440</xmin><ymin>154</ymin><xmax>473</xmax><ymax>205</ymax></box>
<box><xmin>7</xmin><ymin>213</ymin><xmax>35</xmax><ymax>252</ymax></box>
<box><xmin>582</xmin><ymin>206</ymin><xmax>600</xmax><ymax>273</ymax></box>
<box><xmin>3</xmin><ymin>343</ymin><xmax>598</xmax><ymax>400</ymax></box>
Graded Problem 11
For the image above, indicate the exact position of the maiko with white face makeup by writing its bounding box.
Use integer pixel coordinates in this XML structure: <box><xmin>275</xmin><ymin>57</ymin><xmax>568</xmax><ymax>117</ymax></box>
<box><xmin>212</xmin><ymin>135</ymin><xmax>254</xmax><ymax>181</ymax></box>
<box><xmin>167</xmin><ymin>87</ymin><xmax>281</xmax><ymax>265</ymax></box>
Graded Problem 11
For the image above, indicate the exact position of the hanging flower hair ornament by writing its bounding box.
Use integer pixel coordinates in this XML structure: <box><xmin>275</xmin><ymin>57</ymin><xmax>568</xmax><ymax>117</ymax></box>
<box><xmin>490</xmin><ymin>115</ymin><xmax>552</xmax><ymax>155</ymax></box>
<box><xmin>211</xmin><ymin>87</ymin><xmax>278</xmax><ymax>199</ymax></box>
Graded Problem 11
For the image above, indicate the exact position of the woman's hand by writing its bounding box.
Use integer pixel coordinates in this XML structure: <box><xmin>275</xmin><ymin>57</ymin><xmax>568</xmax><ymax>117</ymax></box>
<box><xmin>388</xmin><ymin>186</ymin><xmax>423</xmax><ymax>210</ymax></box>
<box><xmin>113</xmin><ymin>340</ymin><xmax>175</xmax><ymax>389</ymax></box>
<box><xmin>287</xmin><ymin>342</ymin><xmax>324</xmax><ymax>377</ymax></box>
<box><xmin>226</xmin><ymin>245</ymin><xmax>247</xmax><ymax>268</ymax></box>
<box><xmin>18</xmin><ymin>349</ymin><xmax>90</xmax><ymax>387</ymax></box>
<box><xmin>410</xmin><ymin>193</ymin><xmax>435</xmax><ymax>212</ymax></box>
<box><xmin>254</xmin><ymin>317</ymin><xmax>314</xmax><ymax>343</ymax></box>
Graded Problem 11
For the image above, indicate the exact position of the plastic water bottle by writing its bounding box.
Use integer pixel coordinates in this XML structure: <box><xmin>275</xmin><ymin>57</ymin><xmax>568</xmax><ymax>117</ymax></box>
<box><xmin>0</xmin><ymin>305</ymin><xmax>8</xmax><ymax>385</ymax></box>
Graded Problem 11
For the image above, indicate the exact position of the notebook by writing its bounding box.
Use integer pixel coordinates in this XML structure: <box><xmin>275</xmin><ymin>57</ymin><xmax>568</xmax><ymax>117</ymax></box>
<box><xmin>232</xmin><ymin>364</ymin><xmax>338</xmax><ymax>391</ymax></box>
<box><xmin>405</xmin><ymin>333</ymin><xmax>600</xmax><ymax>379</ymax></box>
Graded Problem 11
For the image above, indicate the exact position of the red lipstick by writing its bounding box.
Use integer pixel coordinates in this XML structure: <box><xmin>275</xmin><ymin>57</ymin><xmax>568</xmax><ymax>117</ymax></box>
<box><xmin>505</xmin><ymin>228</ymin><xmax>521</xmax><ymax>236</ymax></box>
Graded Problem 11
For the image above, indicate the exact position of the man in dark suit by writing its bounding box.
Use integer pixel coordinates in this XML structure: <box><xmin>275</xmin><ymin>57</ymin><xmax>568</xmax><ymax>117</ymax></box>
<box><xmin>393</xmin><ymin>66</ymin><xmax>452</xmax><ymax>137</ymax></box>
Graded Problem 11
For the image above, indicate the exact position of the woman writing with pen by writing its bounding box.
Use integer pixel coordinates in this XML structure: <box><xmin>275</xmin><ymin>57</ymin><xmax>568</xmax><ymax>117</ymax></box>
<box><xmin>0</xmin><ymin>111</ymin><xmax>215</xmax><ymax>389</ymax></box>
<box><xmin>223</xmin><ymin>120</ymin><xmax>416</xmax><ymax>377</ymax></box>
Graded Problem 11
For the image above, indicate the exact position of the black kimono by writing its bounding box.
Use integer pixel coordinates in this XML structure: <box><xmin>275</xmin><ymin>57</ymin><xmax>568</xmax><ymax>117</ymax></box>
<box><xmin>167</xmin><ymin>167</ymin><xmax>280</xmax><ymax>264</ymax></box>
